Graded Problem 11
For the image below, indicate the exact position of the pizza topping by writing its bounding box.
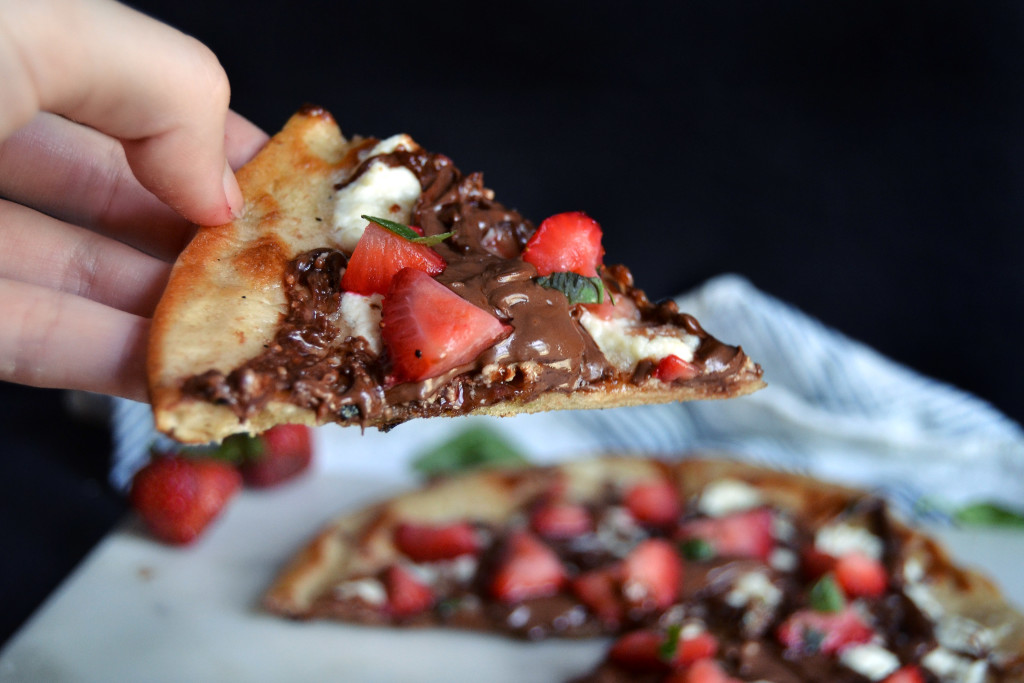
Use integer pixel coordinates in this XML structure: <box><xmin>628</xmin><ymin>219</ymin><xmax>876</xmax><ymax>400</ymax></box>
<box><xmin>696</xmin><ymin>478</ymin><xmax>764</xmax><ymax>517</ymax></box>
<box><xmin>776</xmin><ymin>606</ymin><xmax>875</xmax><ymax>655</ymax></box>
<box><xmin>678</xmin><ymin>507</ymin><xmax>775</xmax><ymax>561</ymax></box>
<box><xmin>490</xmin><ymin>530</ymin><xmax>568</xmax><ymax>604</ymax></box>
<box><xmin>838</xmin><ymin>643</ymin><xmax>901</xmax><ymax>681</ymax></box>
<box><xmin>809</xmin><ymin>574</ymin><xmax>847</xmax><ymax>613</ymax></box>
<box><xmin>624</xmin><ymin>480</ymin><xmax>682</xmax><ymax>528</ymax></box>
<box><xmin>384</xmin><ymin>565</ymin><xmax>435</xmax><ymax>618</ymax></box>
<box><xmin>834</xmin><ymin>552</ymin><xmax>888</xmax><ymax>599</ymax></box>
<box><xmin>393</xmin><ymin>521</ymin><xmax>481</xmax><ymax>562</ymax></box>
<box><xmin>521</xmin><ymin>211</ymin><xmax>605</xmax><ymax>278</ymax></box>
<box><xmin>621</xmin><ymin>539</ymin><xmax>683</xmax><ymax>611</ymax></box>
<box><xmin>380</xmin><ymin>268</ymin><xmax>513</xmax><ymax>383</ymax></box>
<box><xmin>530</xmin><ymin>501</ymin><xmax>593</xmax><ymax>539</ymax></box>
<box><xmin>815</xmin><ymin>521</ymin><xmax>885</xmax><ymax>561</ymax></box>
<box><xmin>883</xmin><ymin>665</ymin><xmax>926</xmax><ymax>683</ymax></box>
<box><xmin>340</xmin><ymin>220</ymin><xmax>446</xmax><ymax>295</ymax></box>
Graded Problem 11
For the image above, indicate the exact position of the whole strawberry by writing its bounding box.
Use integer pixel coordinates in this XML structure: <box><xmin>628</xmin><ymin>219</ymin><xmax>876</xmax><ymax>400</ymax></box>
<box><xmin>234</xmin><ymin>424</ymin><xmax>313</xmax><ymax>488</ymax></box>
<box><xmin>130</xmin><ymin>455</ymin><xmax>242</xmax><ymax>545</ymax></box>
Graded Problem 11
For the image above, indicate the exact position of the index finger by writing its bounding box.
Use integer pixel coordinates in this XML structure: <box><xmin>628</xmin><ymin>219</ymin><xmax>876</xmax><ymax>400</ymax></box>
<box><xmin>0</xmin><ymin>0</ymin><xmax>242</xmax><ymax>226</ymax></box>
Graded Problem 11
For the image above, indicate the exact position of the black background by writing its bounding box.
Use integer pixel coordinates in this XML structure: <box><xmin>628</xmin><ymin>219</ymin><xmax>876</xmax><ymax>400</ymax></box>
<box><xmin>2</xmin><ymin>0</ymin><xmax>1022</xmax><ymax>647</ymax></box>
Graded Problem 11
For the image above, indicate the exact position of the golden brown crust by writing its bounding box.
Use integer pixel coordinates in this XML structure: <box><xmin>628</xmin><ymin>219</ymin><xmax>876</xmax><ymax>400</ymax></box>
<box><xmin>262</xmin><ymin>456</ymin><xmax>1024</xmax><ymax>673</ymax></box>
<box><xmin>148</xmin><ymin>108</ymin><xmax>764</xmax><ymax>444</ymax></box>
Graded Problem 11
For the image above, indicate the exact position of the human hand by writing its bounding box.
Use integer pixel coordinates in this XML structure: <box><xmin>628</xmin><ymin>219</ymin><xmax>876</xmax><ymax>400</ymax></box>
<box><xmin>0</xmin><ymin>0</ymin><xmax>269</xmax><ymax>401</ymax></box>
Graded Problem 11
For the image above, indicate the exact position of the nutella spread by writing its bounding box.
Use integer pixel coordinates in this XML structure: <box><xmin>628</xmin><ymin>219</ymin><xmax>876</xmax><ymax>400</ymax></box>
<box><xmin>180</xmin><ymin>142</ymin><xmax>753</xmax><ymax>429</ymax></box>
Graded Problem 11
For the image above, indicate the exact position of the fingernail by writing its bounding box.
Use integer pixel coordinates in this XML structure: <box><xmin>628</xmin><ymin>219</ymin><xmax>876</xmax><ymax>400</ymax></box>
<box><xmin>223</xmin><ymin>159</ymin><xmax>244</xmax><ymax>220</ymax></box>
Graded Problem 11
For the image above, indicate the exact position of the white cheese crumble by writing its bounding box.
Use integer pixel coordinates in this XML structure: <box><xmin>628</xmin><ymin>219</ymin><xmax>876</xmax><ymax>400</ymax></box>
<box><xmin>577</xmin><ymin>311</ymin><xmax>699</xmax><ymax>373</ymax></box>
<box><xmin>725</xmin><ymin>571</ymin><xmax>781</xmax><ymax>610</ymax></box>
<box><xmin>333</xmin><ymin>578</ymin><xmax>387</xmax><ymax>605</ymax></box>
<box><xmin>335</xmin><ymin>292</ymin><xmax>383</xmax><ymax>354</ymax></box>
<box><xmin>698</xmin><ymin>479</ymin><xmax>763</xmax><ymax>517</ymax></box>
<box><xmin>839</xmin><ymin>644</ymin><xmax>900</xmax><ymax>681</ymax></box>
<box><xmin>814</xmin><ymin>522</ymin><xmax>884</xmax><ymax>561</ymax></box>
<box><xmin>596</xmin><ymin>506</ymin><xmax>647</xmax><ymax>558</ymax></box>
<box><xmin>769</xmin><ymin>548</ymin><xmax>798</xmax><ymax>572</ymax></box>
<box><xmin>922</xmin><ymin>647</ymin><xmax>988</xmax><ymax>683</ymax></box>
<box><xmin>332</xmin><ymin>135</ymin><xmax>421</xmax><ymax>252</ymax></box>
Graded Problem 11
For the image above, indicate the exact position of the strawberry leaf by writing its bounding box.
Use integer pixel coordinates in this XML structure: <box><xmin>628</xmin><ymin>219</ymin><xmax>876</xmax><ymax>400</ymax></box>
<box><xmin>362</xmin><ymin>214</ymin><xmax>452</xmax><ymax>246</ymax></box>
<box><xmin>535</xmin><ymin>271</ymin><xmax>606</xmax><ymax>305</ymax></box>
<box><xmin>954</xmin><ymin>502</ymin><xmax>1024</xmax><ymax>528</ymax></box>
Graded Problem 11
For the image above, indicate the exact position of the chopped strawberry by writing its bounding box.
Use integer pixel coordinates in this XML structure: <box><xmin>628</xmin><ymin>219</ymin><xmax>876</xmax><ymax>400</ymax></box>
<box><xmin>622</xmin><ymin>539</ymin><xmax>682</xmax><ymax>610</ymax></box>
<box><xmin>655</xmin><ymin>354</ymin><xmax>699</xmax><ymax>383</ymax></box>
<box><xmin>883</xmin><ymin>665</ymin><xmax>926</xmax><ymax>683</ymax></box>
<box><xmin>341</xmin><ymin>221</ymin><xmax>446</xmax><ymax>295</ymax></box>
<box><xmin>675</xmin><ymin>658</ymin><xmax>741</xmax><ymax>683</ymax></box>
<box><xmin>676</xmin><ymin>631</ymin><xmax>720</xmax><ymax>665</ymax></box>
<box><xmin>581</xmin><ymin>292</ymin><xmax>640</xmax><ymax>321</ymax></box>
<box><xmin>490</xmin><ymin>530</ymin><xmax>567</xmax><ymax>604</ymax></box>
<box><xmin>522</xmin><ymin>211</ymin><xmax>605</xmax><ymax>277</ymax></box>
<box><xmin>608</xmin><ymin>629</ymin><xmax>667</xmax><ymax>672</ymax></box>
<box><xmin>834</xmin><ymin>552</ymin><xmax>888</xmax><ymax>598</ymax></box>
<box><xmin>394</xmin><ymin>521</ymin><xmax>480</xmax><ymax>562</ymax></box>
<box><xmin>624</xmin><ymin>480</ymin><xmax>681</xmax><ymax>527</ymax></box>
<box><xmin>776</xmin><ymin>606</ymin><xmax>874</xmax><ymax>655</ymax></box>
<box><xmin>571</xmin><ymin>566</ymin><xmax>624</xmax><ymax>625</ymax></box>
<box><xmin>384</xmin><ymin>565</ymin><xmax>435</xmax><ymax>618</ymax></box>
<box><xmin>381</xmin><ymin>268</ymin><xmax>512</xmax><ymax>383</ymax></box>
<box><xmin>530</xmin><ymin>501</ymin><xmax>593</xmax><ymax>538</ymax></box>
<box><xmin>678</xmin><ymin>508</ymin><xmax>775</xmax><ymax>561</ymax></box>
<box><xmin>130</xmin><ymin>455</ymin><xmax>242</xmax><ymax>545</ymax></box>
<box><xmin>237</xmin><ymin>424</ymin><xmax>313</xmax><ymax>488</ymax></box>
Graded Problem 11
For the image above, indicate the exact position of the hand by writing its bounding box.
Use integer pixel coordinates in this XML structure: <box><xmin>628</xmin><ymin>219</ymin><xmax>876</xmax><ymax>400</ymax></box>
<box><xmin>0</xmin><ymin>0</ymin><xmax>269</xmax><ymax>401</ymax></box>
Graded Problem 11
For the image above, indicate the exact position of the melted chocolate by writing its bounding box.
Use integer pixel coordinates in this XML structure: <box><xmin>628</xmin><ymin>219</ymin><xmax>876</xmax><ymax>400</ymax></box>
<box><xmin>180</xmin><ymin>145</ymin><xmax>756</xmax><ymax>428</ymax></box>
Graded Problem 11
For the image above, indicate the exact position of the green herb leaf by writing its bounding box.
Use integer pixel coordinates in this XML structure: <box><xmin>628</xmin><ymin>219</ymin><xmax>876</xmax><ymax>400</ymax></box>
<box><xmin>535</xmin><ymin>271</ymin><xmax>606</xmax><ymax>305</ymax></box>
<box><xmin>680</xmin><ymin>538</ymin><xmax>716</xmax><ymax>562</ymax></box>
<box><xmin>411</xmin><ymin>425</ymin><xmax>530</xmax><ymax>478</ymax></box>
<box><xmin>362</xmin><ymin>214</ymin><xmax>452</xmax><ymax>246</ymax></box>
<box><xmin>657</xmin><ymin>623</ymin><xmax>682</xmax><ymax>662</ymax></box>
<box><xmin>809</xmin><ymin>574</ymin><xmax>845</xmax><ymax>614</ymax></box>
<box><xmin>954</xmin><ymin>502</ymin><xmax>1024</xmax><ymax>528</ymax></box>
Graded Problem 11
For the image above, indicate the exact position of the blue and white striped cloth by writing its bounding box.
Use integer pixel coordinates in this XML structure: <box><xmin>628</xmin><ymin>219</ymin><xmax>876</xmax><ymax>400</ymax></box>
<box><xmin>110</xmin><ymin>274</ymin><xmax>1024</xmax><ymax>523</ymax></box>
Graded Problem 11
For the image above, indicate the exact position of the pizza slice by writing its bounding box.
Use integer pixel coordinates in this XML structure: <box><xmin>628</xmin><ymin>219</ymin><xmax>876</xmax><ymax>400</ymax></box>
<box><xmin>262</xmin><ymin>456</ymin><xmax>1024</xmax><ymax>682</ymax></box>
<box><xmin>147</xmin><ymin>107</ymin><xmax>764</xmax><ymax>443</ymax></box>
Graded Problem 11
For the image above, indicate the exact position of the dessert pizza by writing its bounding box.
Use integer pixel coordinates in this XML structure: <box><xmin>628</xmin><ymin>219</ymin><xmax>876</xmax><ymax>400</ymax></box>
<box><xmin>147</xmin><ymin>107</ymin><xmax>764</xmax><ymax>443</ymax></box>
<box><xmin>263</xmin><ymin>457</ymin><xmax>1024</xmax><ymax>683</ymax></box>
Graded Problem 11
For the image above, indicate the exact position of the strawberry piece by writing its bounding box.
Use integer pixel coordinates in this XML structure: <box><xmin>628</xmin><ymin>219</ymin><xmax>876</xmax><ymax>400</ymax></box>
<box><xmin>381</xmin><ymin>268</ymin><xmax>512</xmax><ymax>383</ymax></box>
<box><xmin>834</xmin><ymin>552</ymin><xmax>888</xmax><ymax>598</ymax></box>
<box><xmin>676</xmin><ymin>631</ymin><xmax>720</xmax><ymax>665</ymax></box>
<box><xmin>581</xmin><ymin>292</ymin><xmax>640</xmax><ymax>321</ymax></box>
<box><xmin>530</xmin><ymin>501</ymin><xmax>593</xmax><ymax>538</ymax></box>
<box><xmin>341</xmin><ymin>221</ymin><xmax>446</xmax><ymax>295</ymax></box>
<box><xmin>384</xmin><ymin>565</ymin><xmax>435</xmax><ymax>618</ymax></box>
<box><xmin>238</xmin><ymin>424</ymin><xmax>313</xmax><ymax>488</ymax></box>
<box><xmin>130</xmin><ymin>455</ymin><xmax>241</xmax><ymax>545</ymax></box>
<box><xmin>624</xmin><ymin>480</ymin><xmax>681</xmax><ymax>527</ymax></box>
<box><xmin>522</xmin><ymin>211</ymin><xmax>605</xmax><ymax>277</ymax></box>
<box><xmin>655</xmin><ymin>354</ymin><xmax>699</xmax><ymax>383</ymax></box>
<box><xmin>622</xmin><ymin>539</ymin><xmax>683</xmax><ymax>610</ymax></box>
<box><xmin>571</xmin><ymin>566</ymin><xmax>624</xmax><ymax>625</ymax></box>
<box><xmin>608</xmin><ymin>629</ymin><xmax>667</xmax><ymax>672</ymax></box>
<box><xmin>394</xmin><ymin>521</ymin><xmax>480</xmax><ymax>562</ymax></box>
<box><xmin>678</xmin><ymin>508</ymin><xmax>775</xmax><ymax>561</ymax></box>
<box><xmin>490</xmin><ymin>530</ymin><xmax>567</xmax><ymax>604</ymax></box>
<box><xmin>883</xmin><ymin>665</ymin><xmax>926</xmax><ymax>683</ymax></box>
<box><xmin>776</xmin><ymin>606</ymin><xmax>874</xmax><ymax>655</ymax></box>
<box><xmin>675</xmin><ymin>658</ymin><xmax>741</xmax><ymax>683</ymax></box>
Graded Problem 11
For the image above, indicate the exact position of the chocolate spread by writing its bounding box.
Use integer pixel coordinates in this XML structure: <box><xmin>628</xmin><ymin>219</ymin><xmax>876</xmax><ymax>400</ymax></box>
<box><xmin>182</xmin><ymin>145</ymin><xmax>756</xmax><ymax>428</ymax></box>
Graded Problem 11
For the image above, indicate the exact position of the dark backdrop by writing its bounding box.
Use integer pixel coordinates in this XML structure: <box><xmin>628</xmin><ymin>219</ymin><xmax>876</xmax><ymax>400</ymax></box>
<box><xmin>2</xmin><ymin>0</ymin><xmax>1022</xmax><ymax>646</ymax></box>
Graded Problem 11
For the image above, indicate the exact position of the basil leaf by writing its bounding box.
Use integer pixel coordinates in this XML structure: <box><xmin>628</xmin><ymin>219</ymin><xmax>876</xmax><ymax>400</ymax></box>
<box><xmin>362</xmin><ymin>214</ymin><xmax>452</xmax><ymax>246</ymax></box>
<box><xmin>809</xmin><ymin>575</ymin><xmax>845</xmax><ymax>613</ymax></box>
<box><xmin>657</xmin><ymin>623</ymin><xmax>682</xmax><ymax>662</ymax></box>
<box><xmin>535</xmin><ymin>271</ymin><xmax>606</xmax><ymax>305</ymax></box>
<box><xmin>411</xmin><ymin>425</ymin><xmax>530</xmax><ymax>478</ymax></box>
<box><xmin>680</xmin><ymin>538</ymin><xmax>716</xmax><ymax>561</ymax></box>
<box><xmin>954</xmin><ymin>502</ymin><xmax>1024</xmax><ymax>528</ymax></box>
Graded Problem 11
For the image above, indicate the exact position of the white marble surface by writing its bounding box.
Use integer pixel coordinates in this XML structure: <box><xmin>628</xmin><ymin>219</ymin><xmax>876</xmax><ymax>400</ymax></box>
<box><xmin>1</xmin><ymin>463</ymin><xmax>1021</xmax><ymax>683</ymax></box>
